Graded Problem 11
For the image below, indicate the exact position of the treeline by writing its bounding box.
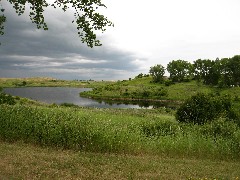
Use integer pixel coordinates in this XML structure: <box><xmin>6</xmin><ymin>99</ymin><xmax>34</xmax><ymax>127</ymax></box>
<box><xmin>148</xmin><ymin>55</ymin><xmax>240</xmax><ymax>87</ymax></box>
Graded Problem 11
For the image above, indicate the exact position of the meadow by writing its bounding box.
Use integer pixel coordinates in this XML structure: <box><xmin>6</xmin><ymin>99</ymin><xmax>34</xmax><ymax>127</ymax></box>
<box><xmin>1</xmin><ymin>77</ymin><xmax>240</xmax><ymax>178</ymax></box>
<box><xmin>80</xmin><ymin>76</ymin><xmax>240</xmax><ymax>102</ymax></box>
<box><xmin>1</xmin><ymin>104</ymin><xmax>240</xmax><ymax>159</ymax></box>
<box><xmin>0</xmin><ymin>77</ymin><xmax>113</xmax><ymax>88</ymax></box>
<box><xmin>1</xmin><ymin>140</ymin><xmax>240</xmax><ymax>179</ymax></box>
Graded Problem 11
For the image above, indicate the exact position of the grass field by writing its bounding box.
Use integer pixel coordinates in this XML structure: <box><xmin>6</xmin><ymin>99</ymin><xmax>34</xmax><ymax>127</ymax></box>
<box><xmin>1</xmin><ymin>77</ymin><xmax>240</xmax><ymax>179</ymax></box>
<box><xmin>0</xmin><ymin>77</ymin><xmax>114</xmax><ymax>88</ymax></box>
<box><xmin>80</xmin><ymin>76</ymin><xmax>240</xmax><ymax>103</ymax></box>
<box><xmin>1</xmin><ymin>104</ymin><xmax>240</xmax><ymax>159</ymax></box>
<box><xmin>1</xmin><ymin>140</ymin><xmax>240</xmax><ymax>179</ymax></box>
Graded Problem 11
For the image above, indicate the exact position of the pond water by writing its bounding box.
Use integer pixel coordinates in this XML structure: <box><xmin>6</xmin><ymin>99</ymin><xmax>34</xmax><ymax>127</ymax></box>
<box><xmin>3</xmin><ymin>87</ymin><xmax>156</xmax><ymax>109</ymax></box>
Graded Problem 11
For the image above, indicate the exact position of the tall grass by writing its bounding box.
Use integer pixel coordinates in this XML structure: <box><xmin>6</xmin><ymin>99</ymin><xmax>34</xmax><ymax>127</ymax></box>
<box><xmin>0</xmin><ymin>104</ymin><xmax>240</xmax><ymax>159</ymax></box>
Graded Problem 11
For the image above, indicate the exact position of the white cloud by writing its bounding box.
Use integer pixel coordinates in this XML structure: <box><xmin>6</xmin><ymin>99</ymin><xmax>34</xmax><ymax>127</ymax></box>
<box><xmin>105</xmin><ymin>0</ymin><xmax>240</xmax><ymax>62</ymax></box>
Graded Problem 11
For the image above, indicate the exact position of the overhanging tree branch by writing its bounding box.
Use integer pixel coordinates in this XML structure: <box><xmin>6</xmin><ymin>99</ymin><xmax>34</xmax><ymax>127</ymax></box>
<box><xmin>0</xmin><ymin>0</ymin><xmax>113</xmax><ymax>47</ymax></box>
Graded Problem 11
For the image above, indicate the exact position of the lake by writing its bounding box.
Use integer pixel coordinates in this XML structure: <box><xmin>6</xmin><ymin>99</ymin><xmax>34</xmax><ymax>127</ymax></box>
<box><xmin>3</xmin><ymin>87</ymin><xmax>155</xmax><ymax>109</ymax></box>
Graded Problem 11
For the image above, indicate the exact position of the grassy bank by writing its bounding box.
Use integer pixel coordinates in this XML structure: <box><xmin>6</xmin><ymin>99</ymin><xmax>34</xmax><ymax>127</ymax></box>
<box><xmin>2</xmin><ymin>77</ymin><xmax>240</xmax><ymax>104</ymax></box>
<box><xmin>1</xmin><ymin>140</ymin><xmax>240</xmax><ymax>179</ymax></box>
<box><xmin>80</xmin><ymin>77</ymin><xmax>240</xmax><ymax>102</ymax></box>
<box><xmin>1</xmin><ymin>104</ymin><xmax>240</xmax><ymax>160</ymax></box>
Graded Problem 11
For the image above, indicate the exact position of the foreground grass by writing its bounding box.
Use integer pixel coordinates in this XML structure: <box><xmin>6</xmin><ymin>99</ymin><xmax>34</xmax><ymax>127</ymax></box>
<box><xmin>1</xmin><ymin>141</ymin><xmax>240</xmax><ymax>179</ymax></box>
<box><xmin>1</xmin><ymin>104</ymin><xmax>240</xmax><ymax>160</ymax></box>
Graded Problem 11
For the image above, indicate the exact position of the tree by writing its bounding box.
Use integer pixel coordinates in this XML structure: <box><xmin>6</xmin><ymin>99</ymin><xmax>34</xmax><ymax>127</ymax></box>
<box><xmin>193</xmin><ymin>59</ymin><xmax>205</xmax><ymax>81</ymax></box>
<box><xmin>167</xmin><ymin>60</ymin><xmax>192</xmax><ymax>82</ymax></box>
<box><xmin>193</xmin><ymin>59</ymin><xmax>221</xmax><ymax>85</ymax></box>
<box><xmin>226</xmin><ymin>55</ymin><xmax>240</xmax><ymax>86</ymax></box>
<box><xmin>149</xmin><ymin>64</ymin><xmax>165</xmax><ymax>83</ymax></box>
<box><xmin>0</xmin><ymin>0</ymin><xmax>113</xmax><ymax>47</ymax></box>
<box><xmin>217</xmin><ymin>55</ymin><xmax>240</xmax><ymax>87</ymax></box>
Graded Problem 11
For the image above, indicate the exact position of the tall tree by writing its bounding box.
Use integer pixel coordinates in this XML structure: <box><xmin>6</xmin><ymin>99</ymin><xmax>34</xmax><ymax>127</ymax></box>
<box><xmin>167</xmin><ymin>60</ymin><xmax>192</xmax><ymax>82</ymax></box>
<box><xmin>149</xmin><ymin>64</ymin><xmax>165</xmax><ymax>83</ymax></box>
<box><xmin>228</xmin><ymin>55</ymin><xmax>240</xmax><ymax>86</ymax></box>
<box><xmin>193</xmin><ymin>59</ymin><xmax>205</xmax><ymax>81</ymax></box>
<box><xmin>193</xmin><ymin>59</ymin><xmax>221</xmax><ymax>85</ymax></box>
<box><xmin>220</xmin><ymin>55</ymin><xmax>240</xmax><ymax>86</ymax></box>
<box><xmin>0</xmin><ymin>0</ymin><xmax>113</xmax><ymax>47</ymax></box>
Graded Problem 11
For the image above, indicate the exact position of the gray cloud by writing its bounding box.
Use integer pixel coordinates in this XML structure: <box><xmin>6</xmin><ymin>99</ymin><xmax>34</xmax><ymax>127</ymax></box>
<box><xmin>0</xmin><ymin>2</ymin><xmax>146</xmax><ymax>80</ymax></box>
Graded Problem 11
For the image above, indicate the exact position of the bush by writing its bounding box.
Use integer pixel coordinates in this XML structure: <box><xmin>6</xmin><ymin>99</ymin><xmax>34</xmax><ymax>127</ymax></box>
<box><xmin>0</xmin><ymin>93</ymin><xmax>16</xmax><ymax>105</ymax></box>
<box><xmin>227</xmin><ymin>108</ymin><xmax>240</xmax><ymax>126</ymax></box>
<box><xmin>175</xmin><ymin>93</ymin><xmax>232</xmax><ymax>124</ymax></box>
<box><xmin>60</xmin><ymin>103</ymin><xmax>79</xmax><ymax>108</ymax></box>
<box><xmin>164</xmin><ymin>79</ymin><xmax>173</xmax><ymax>86</ymax></box>
<box><xmin>153</xmin><ymin>87</ymin><xmax>168</xmax><ymax>97</ymax></box>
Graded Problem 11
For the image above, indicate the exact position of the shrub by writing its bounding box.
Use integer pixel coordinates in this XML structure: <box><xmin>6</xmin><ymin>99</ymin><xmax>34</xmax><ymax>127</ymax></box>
<box><xmin>175</xmin><ymin>93</ymin><xmax>232</xmax><ymax>124</ymax></box>
<box><xmin>227</xmin><ymin>108</ymin><xmax>240</xmax><ymax>126</ymax></box>
<box><xmin>0</xmin><ymin>93</ymin><xmax>16</xmax><ymax>105</ymax></box>
<box><xmin>60</xmin><ymin>103</ymin><xmax>79</xmax><ymax>108</ymax></box>
<box><xmin>153</xmin><ymin>87</ymin><xmax>168</xmax><ymax>97</ymax></box>
<box><xmin>164</xmin><ymin>79</ymin><xmax>173</xmax><ymax>86</ymax></box>
<box><xmin>142</xmin><ymin>89</ymin><xmax>150</xmax><ymax>98</ymax></box>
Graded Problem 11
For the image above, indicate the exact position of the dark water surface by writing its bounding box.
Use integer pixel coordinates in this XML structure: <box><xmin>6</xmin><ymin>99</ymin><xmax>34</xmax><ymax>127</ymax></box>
<box><xmin>3</xmin><ymin>87</ymin><xmax>150</xmax><ymax>109</ymax></box>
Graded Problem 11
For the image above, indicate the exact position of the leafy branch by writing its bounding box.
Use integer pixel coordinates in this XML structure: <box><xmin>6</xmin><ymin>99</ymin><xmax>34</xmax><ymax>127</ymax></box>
<box><xmin>0</xmin><ymin>0</ymin><xmax>113</xmax><ymax>47</ymax></box>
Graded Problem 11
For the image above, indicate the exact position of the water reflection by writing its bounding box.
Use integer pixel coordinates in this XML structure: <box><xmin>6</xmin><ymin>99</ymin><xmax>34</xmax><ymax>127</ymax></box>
<box><xmin>95</xmin><ymin>99</ymin><xmax>179</xmax><ymax>109</ymax></box>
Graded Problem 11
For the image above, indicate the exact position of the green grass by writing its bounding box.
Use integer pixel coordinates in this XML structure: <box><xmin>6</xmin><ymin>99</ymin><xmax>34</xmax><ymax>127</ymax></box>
<box><xmin>1</xmin><ymin>77</ymin><xmax>240</xmax><ymax>178</ymax></box>
<box><xmin>0</xmin><ymin>77</ymin><xmax>114</xmax><ymax>88</ymax></box>
<box><xmin>2</xmin><ymin>77</ymin><xmax>240</xmax><ymax>104</ymax></box>
<box><xmin>80</xmin><ymin>77</ymin><xmax>240</xmax><ymax>104</ymax></box>
<box><xmin>1</xmin><ymin>140</ymin><xmax>240</xmax><ymax>179</ymax></box>
<box><xmin>1</xmin><ymin>104</ymin><xmax>240</xmax><ymax>160</ymax></box>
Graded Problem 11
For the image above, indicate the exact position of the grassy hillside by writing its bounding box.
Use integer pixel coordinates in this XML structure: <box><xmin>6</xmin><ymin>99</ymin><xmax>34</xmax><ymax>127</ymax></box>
<box><xmin>80</xmin><ymin>76</ymin><xmax>240</xmax><ymax>102</ymax></box>
<box><xmin>2</xmin><ymin>77</ymin><xmax>240</xmax><ymax>103</ymax></box>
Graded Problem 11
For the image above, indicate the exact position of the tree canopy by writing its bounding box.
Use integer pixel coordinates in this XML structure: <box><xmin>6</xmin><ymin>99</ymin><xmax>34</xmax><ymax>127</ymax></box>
<box><xmin>147</xmin><ymin>55</ymin><xmax>240</xmax><ymax>87</ymax></box>
<box><xmin>0</xmin><ymin>0</ymin><xmax>113</xmax><ymax>47</ymax></box>
<box><xmin>167</xmin><ymin>60</ymin><xmax>192</xmax><ymax>82</ymax></box>
<box><xmin>149</xmin><ymin>64</ymin><xmax>165</xmax><ymax>83</ymax></box>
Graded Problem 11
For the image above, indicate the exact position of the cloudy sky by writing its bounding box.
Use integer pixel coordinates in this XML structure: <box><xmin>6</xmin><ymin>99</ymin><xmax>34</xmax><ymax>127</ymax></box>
<box><xmin>0</xmin><ymin>0</ymin><xmax>240</xmax><ymax>80</ymax></box>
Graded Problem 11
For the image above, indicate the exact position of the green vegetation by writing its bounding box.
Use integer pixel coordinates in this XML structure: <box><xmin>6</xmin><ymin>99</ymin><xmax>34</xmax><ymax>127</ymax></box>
<box><xmin>0</xmin><ymin>92</ymin><xmax>16</xmax><ymax>105</ymax></box>
<box><xmin>166</xmin><ymin>55</ymin><xmax>240</xmax><ymax>87</ymax></box>
<box><xmin>0</xmin><ymin>0</ymin><xmax>113</xmax><ymax>47</ymax></box>
<box><xmin>1</xmin><ymin>76</ymin><xmax>240</xmax><ymax>178</ymax></box>
<box><xmin>1</xmin><ymin>141</ymin><xmax>240</xmax><ymax>179</ymax></box>
<box><xmin>176</xmin><ymin>93</ymin><xmax>239</xmax><ymax>125</ymax></box>
<box><xmin>1</xmin><ymin>103</ymin><xmax>240</xmax><ymax>160</ymax></box>
<box><xmin>167</xmin><ymin>59</ymin><xmax>192</xmax><ymax>82</ymax></box>
<box><xmin>0</xmin><ymin>77</ymin><xmax>114</xmax><ymax>88</ymax></box>
<box><xmin>80</xmin><ymin>76</ymin><xmax>240</xmax><ymax>105</ymax></box>
<box><xmin>149</xmin><ymin>64</ymin><xmax>165</xmax><ymax>83</ymax></box>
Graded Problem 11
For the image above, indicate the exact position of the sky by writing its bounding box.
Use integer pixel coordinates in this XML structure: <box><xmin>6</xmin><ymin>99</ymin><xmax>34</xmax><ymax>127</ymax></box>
<box><xmin>0</xmin><ymin>0</ymin><xmax>240</xmax><ymax>80</ymax></box>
